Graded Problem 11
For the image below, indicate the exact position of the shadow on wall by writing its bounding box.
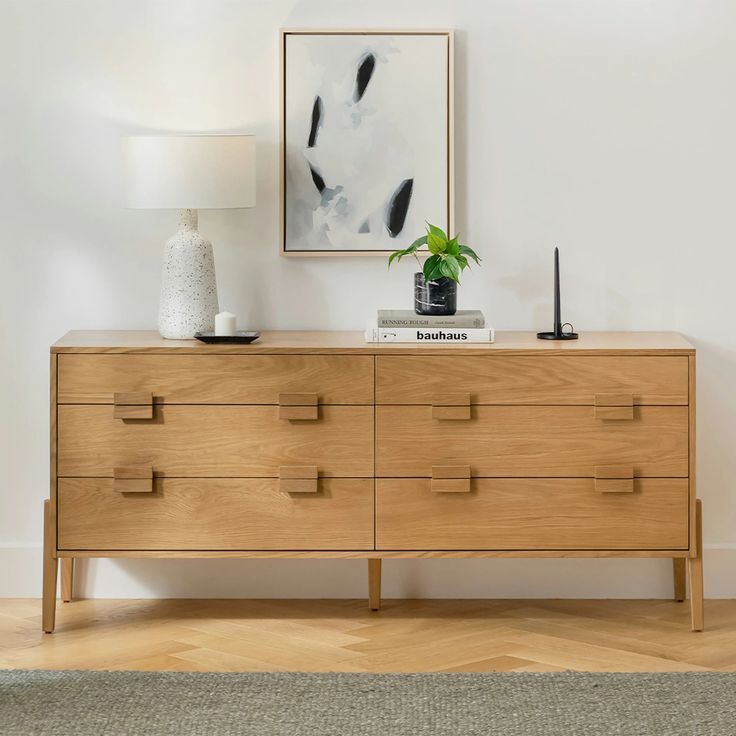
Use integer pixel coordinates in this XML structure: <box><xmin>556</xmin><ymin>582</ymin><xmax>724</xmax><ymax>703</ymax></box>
<box><xmin>73</xmin><ymin>556</ymin><xmax>679</xmax><ymax>599</ymax></box>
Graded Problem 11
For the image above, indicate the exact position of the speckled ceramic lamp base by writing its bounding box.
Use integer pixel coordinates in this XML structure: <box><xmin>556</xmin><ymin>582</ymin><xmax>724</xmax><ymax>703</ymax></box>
<box><xmin>158</xmin><ymin>209</ymin><xmax>219</xmax><ymax>339</ymax></box>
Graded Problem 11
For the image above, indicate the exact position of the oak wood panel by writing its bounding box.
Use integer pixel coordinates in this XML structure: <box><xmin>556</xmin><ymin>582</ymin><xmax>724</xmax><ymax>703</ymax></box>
<box><xmin>58</xmin><ymin>478</ymin><xmax>374</xmax><ymax>551</ymax></box>
<box><xmin>57</xmin><ymin>354</ymin><xmax>374</xmax><ymax>404</ymax></box>
<box><xmin>51</xmin><ymin>330</ymin><xmax>696</xmax><ymax>355</ymax></box>
<box><xmin>58</xmin><ymin>549</ymin><xmax>690</xmax><ymax>559</ymax></box>
<box><xmin>58</xmin><ymin>405</ymin><xmax>373</xmax><ymax>478</ymax></box>
<box><xmin>376</xmin><ymin>478</ymin><xmax>689</xmax><ymax>550</ymax></box>
<box><xmin>376</xmin><ymin>356</ymin><xmax>689</xmax><ymax>405</ymax></box>
<box><xmin>376</xmin><ymin>405</ymin><xmax>689</xmax><ymax>478</ymax></box>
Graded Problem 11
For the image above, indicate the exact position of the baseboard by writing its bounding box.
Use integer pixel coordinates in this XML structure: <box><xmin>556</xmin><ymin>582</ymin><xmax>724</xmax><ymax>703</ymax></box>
<box><xmin>1</xmin><ymin>544</ymin><xmax>734</xmax><ymax>599</ymax></box>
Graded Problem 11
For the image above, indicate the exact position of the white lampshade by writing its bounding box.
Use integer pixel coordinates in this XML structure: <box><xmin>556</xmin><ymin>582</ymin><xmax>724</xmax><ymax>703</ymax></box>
<box><xmin>123</xmin><ymin>134</ymin><xmax>256</xmax><ymax>209</ymax></box>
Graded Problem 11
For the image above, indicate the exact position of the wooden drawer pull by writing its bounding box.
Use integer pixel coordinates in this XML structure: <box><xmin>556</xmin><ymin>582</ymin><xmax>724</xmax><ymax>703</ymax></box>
<box><xmin>432</xmin><ymin>393</ymin><xmax>471</xmax><ymax>420</ymax></box>
<box><xmin>594</xmin><ymin>393</ymin><xmax>634</xmax><ymax>421</ymax></box>
<box><xmin>279</xmin><ymin>465</ymin><xmax>319</xmax><ymax>493</ymax></box>
<box><xmin>431</xmin><ymin>464</ymin><xmax>471</xmax><ymax>493</ymax></box>
<box><xmin>113</xmin><ymin>465</ymin><xmax>153</xmax><ymax>493</ymax></box>
<box><xmin>114</xmin><ymin>391</ymin><xmax>153</xmax><ymax>420</ymax></box>
<box><xmin>595</xmin><ymin>465</ymin><xmax>634</xmax><ymax>493</ymax></box>
<box><xmin>278</xmin><ymin>392</ymin><xmax>318</xmax><ymax>420</ymax></box>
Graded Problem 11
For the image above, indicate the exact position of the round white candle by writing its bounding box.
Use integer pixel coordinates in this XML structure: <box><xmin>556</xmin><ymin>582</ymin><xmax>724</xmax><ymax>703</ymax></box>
<box><xmin>214</xmin><ymin>311</ymin><xmax>237</xmax><ymax>336</ymax></box>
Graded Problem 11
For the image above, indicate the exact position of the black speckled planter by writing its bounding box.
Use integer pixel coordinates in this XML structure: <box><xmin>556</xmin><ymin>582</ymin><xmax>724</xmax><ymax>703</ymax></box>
<box><xmin>414</xmin><ymin>272</ymin><xmax>458</xmax><ymax>316</ymax></box>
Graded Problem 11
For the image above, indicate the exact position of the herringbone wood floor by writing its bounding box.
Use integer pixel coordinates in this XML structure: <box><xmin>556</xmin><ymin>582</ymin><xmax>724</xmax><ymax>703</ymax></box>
<box><xmin>2</xmin><ymin>599</ymin><xmax>735</xmax><ymax>672</ymax></box>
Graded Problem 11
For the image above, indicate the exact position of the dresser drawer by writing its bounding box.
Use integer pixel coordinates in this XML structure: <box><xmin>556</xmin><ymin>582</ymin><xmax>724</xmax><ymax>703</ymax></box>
<box><xmin>376</xmin><ymin>405</ymin><xmax>688</xmax><ymax>477</ymax></box>
<box><xmin>58</xmin><ymin>354</ymin><xmax>374</xmax><ymax>404</ymax></box>
<box><xmin>58</xmin><ymin>478</ymin><xmax>374</xmax><ymax>550</ymax></box>
<box><xmin>58</xmin><ymin>405</ymin><xmax>373</xmax><ymax>477</ymax></box>
<box><xmin>376</xmin><ymin>355</ymin><xmax>688</xmax><ymax>405</ymax></box>
<box><xmin>376</xmin><ymin>478</ymin><xmax>689</xmax><ymax>550</ymax></box>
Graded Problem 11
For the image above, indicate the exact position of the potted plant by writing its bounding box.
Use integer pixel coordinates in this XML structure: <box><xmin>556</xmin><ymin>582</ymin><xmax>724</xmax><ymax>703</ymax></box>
<box><xmin>388</xmin><ymin>223</ymin><xmax>481</xmax><ymax>315</ymax></box>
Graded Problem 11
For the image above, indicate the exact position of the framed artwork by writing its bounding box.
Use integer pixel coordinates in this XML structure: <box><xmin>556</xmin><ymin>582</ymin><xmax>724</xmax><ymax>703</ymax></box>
<box><xmin>280</xmin><ymin>29</ymin><xmax>454</xmax><ymax>256</ymax></box>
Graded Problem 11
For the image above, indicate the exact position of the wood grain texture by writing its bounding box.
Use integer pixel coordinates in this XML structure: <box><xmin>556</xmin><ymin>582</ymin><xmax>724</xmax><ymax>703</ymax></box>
<box><xmin>58</xmin><ymin>478</ymin><xmax>374</xmax><ymax>551</ymax></box>
<box><xmin>377</xmin><ymin>355</ymin><xmax>689</xmax><ymax>404</ymax></box>
<box><xmin>376</xmin><ymin>478</ymin><xmax>689</xmax><ymax>550</ymax></box>
<box><xmin>368</xmin><ymin>559</ymin><xmax>381</xmax><ymax>611</ymax></box>
<box><xmin>42</xmin><ymin>500</ymin><xmax>57</xmax><ymax>633</ymax></box>
<box><xmin>673</xmin><ymin>558</ymin><xmax>687</xmax><ymax>602</ymax></box>
<box><xmin>113</xmin><ymin>465</ymin><xmax>154</xmax><ymax>493</ymax></box>
<box><xmin>688</xmin><ymin>354</ymin><xmax>697</xmax><ymax>553</ymax></box>
<box><xmin>58</xmin><ymin>354</ymin><xmax>374</xmax><ymax>404</ymax></box>
<box><xmin>2</xmin><ymin>598</ymin><xmax>731</xmax><ymax>673</ymax></box>
<box><xmin>47</xmin><ymin>329</ymin><xmax>699</xmax><ymax>631</ymax></box>
<box><xmin>60</xmin><ymin>558</ymin><xmax>73</xmax><ymax>603</ymax></box>
<box><xmin>113</xmin><ymin>391</ymin><xmax>154</xmax><ymax>419</ymax></box>
<box><xmin>593</xmin><ymin>391</ymin><xmax>634</xmax><ymax>421</ymax></box>
<box><xmin>57</xmin><ymin>405</ymin><xmax>373</xmax><ymax>478</ymax></box>
<box><xmin>688</xmin><ymin>499</ymin><xmax>704</xmax><ymax>631</ymax></box>
<box><xmin>377</xmin><ymin>405</ymin><xmax>689</xmax><ymax>478</ymax></box>
<box><xmin>51</xmin><ymin>331</ymin><xmax>695</xmax><ymax>355</ymax></box>
<box><xmin>594</xmin><ymin>466</ymin><xmax>635</xmax><ymax>493</ymax></box>
<box><xmin>57</xmin><ymin>549</ymin><xmax>690</xmax><ymax>559</ymax></box>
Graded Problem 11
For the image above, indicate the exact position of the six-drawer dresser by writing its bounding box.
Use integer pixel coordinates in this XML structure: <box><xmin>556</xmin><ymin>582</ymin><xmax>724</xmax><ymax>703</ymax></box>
<box><xmin>44</xmin><ymin>330</ymin><xmax>703</xmax><ymax>632</ymax></box>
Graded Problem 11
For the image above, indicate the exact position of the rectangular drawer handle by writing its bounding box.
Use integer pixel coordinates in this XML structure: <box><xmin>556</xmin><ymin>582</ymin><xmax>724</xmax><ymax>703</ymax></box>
<box><xmin>278</xmin><ymin>392</ymin><xmax>318</xmax><ymax>420</ymax></box>
<box><xmin>114</xmin><ymin>391</ymin><xmax>154</xmax><ymax>420</ymax></box>
<box><xmin>432</xmin><ymin>393</ymin><xmax>471</xmax><ymax>420</ymax></box>
<box><xmin>279</xmin><ymin>465</ymin><xmax>319</xmax><ymax>493</ymax></box>
<box><xmin>595</xmin><ymin>465</ymin><xmax>634</xmax><ymax>493</ymax></box>
<box><xmin>431</xmin><ymin>464</ymin><xmax>471</xmax><ymax>493</ymax></box>
<box><xmin>113</xmin><ymin>465</ymin><xmax>153</xmax><ymax>493</ymax></box>
<box><xmin>594</xmin><ymin>393</ymin><xmax>634</xmax><ymax>421</ymax></box>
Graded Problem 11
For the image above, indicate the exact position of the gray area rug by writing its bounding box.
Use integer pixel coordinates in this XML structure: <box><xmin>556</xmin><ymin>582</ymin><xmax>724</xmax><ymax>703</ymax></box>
<box><xmin>1</xmin><ymin>670</ymin><xmax>735</xmax><ymax>736</ymax></box>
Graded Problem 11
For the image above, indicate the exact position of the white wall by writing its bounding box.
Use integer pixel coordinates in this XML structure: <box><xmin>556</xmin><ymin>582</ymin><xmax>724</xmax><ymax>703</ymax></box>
<box><xmin>1</xmin><ymin>0</ymin><xmax>735</xmax><ymax>598</ymax></box>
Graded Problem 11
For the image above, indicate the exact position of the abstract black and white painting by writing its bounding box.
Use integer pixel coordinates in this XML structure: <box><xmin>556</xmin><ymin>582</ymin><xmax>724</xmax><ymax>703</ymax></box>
<box><xmin>281</xmin><ymin>31</ymin><xmax>452</xmax><ymax>254</ymax></box>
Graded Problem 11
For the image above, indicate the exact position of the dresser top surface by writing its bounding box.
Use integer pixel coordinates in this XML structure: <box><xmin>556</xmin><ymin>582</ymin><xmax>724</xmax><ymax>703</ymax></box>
<box><xmin>51</xmin><ymin>330</ymin><xmax>695</xmax><ymax>355</ymax></box>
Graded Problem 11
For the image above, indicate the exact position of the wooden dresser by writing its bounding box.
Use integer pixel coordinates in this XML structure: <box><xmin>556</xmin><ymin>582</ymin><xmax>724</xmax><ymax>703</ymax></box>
<box><xmin>44</xmin><ymin>330</ymin><xmax>702</xmax><ymax>632</ymax></box>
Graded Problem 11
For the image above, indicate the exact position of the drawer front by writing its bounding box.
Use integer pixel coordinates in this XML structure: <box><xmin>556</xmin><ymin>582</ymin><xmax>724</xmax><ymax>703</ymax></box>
<box><xmin>377</xmin><ymin>406</ymin><xmax>688</xmax><ymax>477</ymax></box>
<box><xmin>58</xmin><ymin>405</ymin><xmax>373</xmax><ymax>477</ymax></box>
<box><xmin>376</xmin><ymin>478</ymin><xmax>689</xmax><ymax>550</ymax></box>
<box><xmin>58</xmin><ymin>354</ymin><xmax>374</xmax><ymax>404</ymax></box>
<box><xmin>376</xmin><ymin>355</ymin><xmax>689</xmax><ymax>405</ymax></box>
<box><xmin>58</xmin><ymin>478</ymin><xmax>374</xmax><ymax>550</ymax></box>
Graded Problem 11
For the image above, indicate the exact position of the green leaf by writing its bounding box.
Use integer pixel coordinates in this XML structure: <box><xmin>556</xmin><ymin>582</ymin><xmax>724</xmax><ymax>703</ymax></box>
<box><xmin>458</xmin><ymin>244</ymin><xmax>481</xmax><ymax>265</ymax></box>
<box><xmin>427</xmin><ymin>232</ymin><xmax>447</xmax><ymax>255</ymax></box>
<box><xmin>441</xmin><ymin>256</ymin><xmax>461</xmax><ymax>283</ymax></box>
<box><xmin>422</xmin><ymin>254</ymin><xmax>441</xmax><ymax>282</ymax></box>
<box><xmin>445</xmin><ymin>237</ymin><xmax>459</xmax><ymax>256</ymax></box>
<box><xmin>387</xmin><ymin>235</ymin><xmax>429</xmax><ymax>269</ymax></box>
<box><xmin>426</xmin><ymin>222</ymin><xmax>447</xmax><ymax>240</ymax></box>
<box><xmin>455</xmin><ymin>254</ymin><xmax>468</xmax><ymax>270</ymax></box>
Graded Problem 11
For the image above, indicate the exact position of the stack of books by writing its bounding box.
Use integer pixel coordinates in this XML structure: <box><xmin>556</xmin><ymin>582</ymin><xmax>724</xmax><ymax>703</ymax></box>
<box><xmin>365</xmin><ymin>310</ymin><xmax>494</xmax><ymax>343</ymax></box>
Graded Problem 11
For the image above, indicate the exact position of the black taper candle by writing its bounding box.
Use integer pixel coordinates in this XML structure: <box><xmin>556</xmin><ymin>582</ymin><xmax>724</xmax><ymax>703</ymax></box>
<box><xmin>554</xmin><ymin>247</ymin><xmax>561</xmax><ymax>337</ymax></box>
<box><xmin>537</xmin><ymin>246</ymin><xmax>578</xmax><ymax>340</ymax></box>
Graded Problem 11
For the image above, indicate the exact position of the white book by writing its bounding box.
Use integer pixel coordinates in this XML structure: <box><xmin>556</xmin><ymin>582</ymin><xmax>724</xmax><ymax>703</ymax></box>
<box><xmin>364</xmin><ymin>321</ymin><xmax>494</xmax><ymax>343</ymax></box>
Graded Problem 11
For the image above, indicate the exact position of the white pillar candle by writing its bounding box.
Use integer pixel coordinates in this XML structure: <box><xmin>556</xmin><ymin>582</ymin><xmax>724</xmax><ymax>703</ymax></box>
<box><xmin>214</xmin><ymin>311</ymin><xmax>237</xmax><ymax>336</ymax></box>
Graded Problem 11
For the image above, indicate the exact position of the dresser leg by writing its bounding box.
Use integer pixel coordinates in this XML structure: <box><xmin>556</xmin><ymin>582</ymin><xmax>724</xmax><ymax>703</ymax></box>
<box><xmin>368</xmin><ymin>559</ymin><xmax>382</xmax><ymax>611</ymax></box>
<box><xmin>60</xmin><ymin>558</ymin><xmax>74</xmax><ymax>603</ymax></box>
<box><xmin>672</xmin><ymin>558</ymin><xmax>686</xmax><ymax>602</ymax></box>
<box><xmin>687</xmin><ymin>499</ymin><xmax>704</xmax><ymax>632</ymax></box>
<box><xmin>42</xmin><ymin>500</ymin><xmax>58</xmax><ymax>634</ymax></box>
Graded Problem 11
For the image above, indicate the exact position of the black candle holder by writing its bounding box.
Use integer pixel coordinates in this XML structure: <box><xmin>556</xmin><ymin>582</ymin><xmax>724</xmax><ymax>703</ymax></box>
<box><xmin>537</xmin><ymin>247</ymin><xmax>578</xmax><ymax>340</ymax></box>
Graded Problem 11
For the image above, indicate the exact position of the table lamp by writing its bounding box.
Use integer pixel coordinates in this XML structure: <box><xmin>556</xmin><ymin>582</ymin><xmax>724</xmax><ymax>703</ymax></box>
<box><xmin>123</xmin><ymin>134</ymin><xmax>256</xmax><ymax>339</ymax></box>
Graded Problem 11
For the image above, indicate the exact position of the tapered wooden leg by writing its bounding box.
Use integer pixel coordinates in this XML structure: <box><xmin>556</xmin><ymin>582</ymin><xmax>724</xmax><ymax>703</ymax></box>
<box><xmin>368</xmin><ymin>559</ymin><xmax>381</xmax><ymax>611</ymax></box>
<box><xmin>42</xmin><ymin>500</ymin><xmax>58</xmax><ymax>633</ymax></box>
<box><xmin>60</xmin><ymin>558</ymin><xmax>74</xmax><ymax>603</ymax></box>
<box><xmin>687</xmin><ymin>499</ymin><xmax>704</xmax><ymax>632</ymax></box>
<box><xmin>672</xmin><ymin>558</ymin><xmax>686</xmax><ymax>602</ymax></box>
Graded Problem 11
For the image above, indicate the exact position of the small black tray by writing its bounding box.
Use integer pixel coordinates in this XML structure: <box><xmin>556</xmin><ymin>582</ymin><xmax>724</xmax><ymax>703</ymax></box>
<box><xmin>194</xmin><ymin>331</ymin><xmax>261</xmax><ymax>344</ymax></box>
